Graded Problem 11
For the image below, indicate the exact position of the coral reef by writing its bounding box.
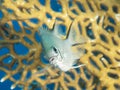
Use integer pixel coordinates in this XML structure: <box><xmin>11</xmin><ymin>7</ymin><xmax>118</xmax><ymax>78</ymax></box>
<box><xmin>0</xmin><ymin>0</ymin><xmax>120</xmax><ymax>90</ymax></box>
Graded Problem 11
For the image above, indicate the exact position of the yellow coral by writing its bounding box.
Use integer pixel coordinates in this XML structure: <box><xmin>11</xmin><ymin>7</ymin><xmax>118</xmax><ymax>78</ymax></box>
<box><xmin>0</xmin><ymin>0</ymin><xmax>120</xmax><ymax>90</ymax></box>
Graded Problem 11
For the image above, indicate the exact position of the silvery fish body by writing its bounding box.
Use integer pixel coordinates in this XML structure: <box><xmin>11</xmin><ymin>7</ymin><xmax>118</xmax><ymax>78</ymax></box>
<box><xmin>39</xmin><ymin>22</ymin><xmax>86</xmax><ymax>72</ymax></box>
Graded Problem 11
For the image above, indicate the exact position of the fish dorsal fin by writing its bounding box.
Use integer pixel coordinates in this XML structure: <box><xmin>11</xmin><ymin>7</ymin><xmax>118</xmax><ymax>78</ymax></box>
<box><xmin>39</xmin><ymin>26</ymin><xmax>49</xmax><ymax>35</ymax></box>
<box><xmin>52</xmin><ymin>21</ymin><xmax>62</xmax><ymax>37</ymax></box>
<box><xmin>67</xmin><ymin>21</ymin><xmax>87</xmax><ymax>45</ymax></box>
<box><xmin>53</xmin><ymin>21</ymin><xmax>67</xmax><ymax>39</ymax></box>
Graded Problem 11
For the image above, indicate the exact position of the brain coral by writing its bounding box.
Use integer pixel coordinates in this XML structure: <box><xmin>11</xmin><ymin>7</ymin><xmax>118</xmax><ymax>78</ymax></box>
<box><xmin>0</xmin><ymin>0</ymin><xmax>120</xmax><ymax>90</ymax></box>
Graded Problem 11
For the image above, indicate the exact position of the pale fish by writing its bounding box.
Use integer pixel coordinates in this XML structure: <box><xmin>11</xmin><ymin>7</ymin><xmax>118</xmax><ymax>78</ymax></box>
<box><xmin>39</xmin><ymin>22</ymin><xmax>86</xmax><ymax>72</ymax></box>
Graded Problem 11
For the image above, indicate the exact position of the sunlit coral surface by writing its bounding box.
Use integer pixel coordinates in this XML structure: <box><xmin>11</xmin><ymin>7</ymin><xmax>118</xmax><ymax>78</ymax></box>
<box><xmin>0</xmin><ymin>0</ymin><xmax>120</xmax><ymax>90</ymax></box>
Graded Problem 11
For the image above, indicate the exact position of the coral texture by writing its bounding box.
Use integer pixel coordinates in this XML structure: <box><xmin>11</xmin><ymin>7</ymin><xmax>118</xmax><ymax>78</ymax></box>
<box><xmin>0</xmin><ymin>0</ymin><xmax>120</xmax><ymax>90</ymax></box>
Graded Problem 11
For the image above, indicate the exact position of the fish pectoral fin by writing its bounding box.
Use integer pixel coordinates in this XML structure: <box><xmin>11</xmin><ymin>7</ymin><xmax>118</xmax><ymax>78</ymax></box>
<box><xmin>52</xmin><ymin>21</ymin><xmax>60</xmax><ymax>35</ymax></box>
<box><xmin>70</xmin><ymin>34</ymin><xmax>87</xmax><ymax>46</ymax></box>
<box><xmin>72</xmin><ymin>64</ymin><xmax>85</xmax><ymax>69</ymax></box>
<box><xmin>67</xmin><ymin>21</ymin><xmax>87</xmax><ymax>45</ymax></box>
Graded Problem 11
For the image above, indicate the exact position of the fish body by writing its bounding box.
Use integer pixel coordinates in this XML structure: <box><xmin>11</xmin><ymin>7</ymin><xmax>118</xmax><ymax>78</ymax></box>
<box><xmin>39</xmin><ymin>22</ymin><xmax>86</xmax><ymax>72</ymax></box>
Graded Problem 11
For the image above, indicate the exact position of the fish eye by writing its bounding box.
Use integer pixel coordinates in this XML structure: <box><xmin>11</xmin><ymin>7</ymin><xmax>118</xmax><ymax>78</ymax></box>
<box><xmin>52</xmin><ymin>46</ymin><xmax>58</xmax><ymax>53</ymax></box>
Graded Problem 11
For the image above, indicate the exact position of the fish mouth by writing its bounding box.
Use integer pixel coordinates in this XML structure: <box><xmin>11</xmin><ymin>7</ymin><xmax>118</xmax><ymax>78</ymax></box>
<box><xmin>49</xmin><ymin>49</ymin><xmax>63</xmax><ymax>63</ymax></box>
<box><xmin>49</xmin><ymin>55</ymin><xmax>62</xmax><ymax>62</ymax></box>
<box><xmin>49</xmin><ymin>54</ymin><xmax>63</xmax><ymax>65</ymax></box>
<box><xmin>49</xmin><ymin>55</ymin><xmax>57</xmax><ymax>62</ymax></box>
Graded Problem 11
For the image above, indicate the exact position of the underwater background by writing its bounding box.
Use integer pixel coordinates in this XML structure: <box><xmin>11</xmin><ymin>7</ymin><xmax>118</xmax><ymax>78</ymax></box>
<box><xmin>0</xmin><ymin>0</ymin><xmax>120</xmax><ymax>90</ymax></box>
